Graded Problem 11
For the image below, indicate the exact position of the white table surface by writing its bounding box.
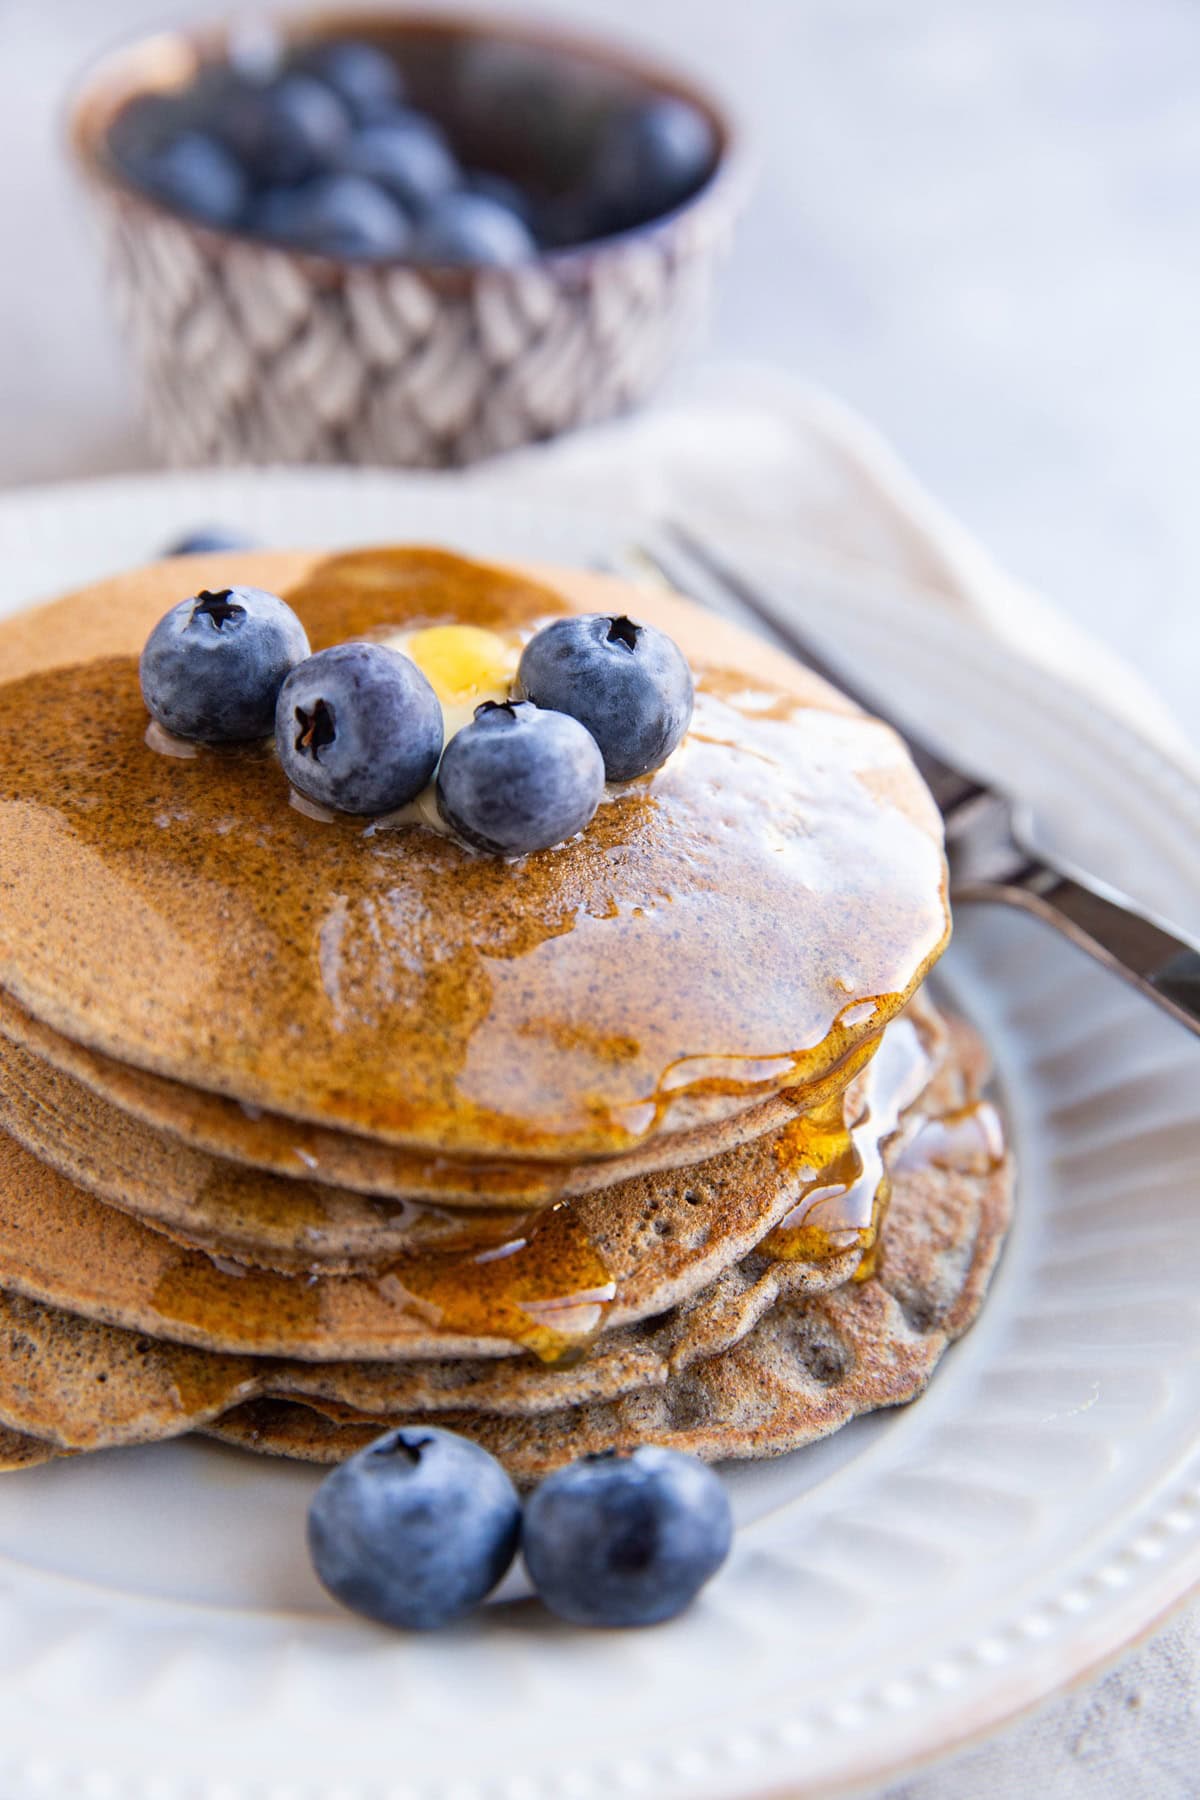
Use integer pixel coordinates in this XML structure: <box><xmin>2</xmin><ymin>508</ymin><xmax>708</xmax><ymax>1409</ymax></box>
<box><xmin>0</xmin><ymin>2</ymin><xmax>1197</xmax><ymax>1795</ymax></box>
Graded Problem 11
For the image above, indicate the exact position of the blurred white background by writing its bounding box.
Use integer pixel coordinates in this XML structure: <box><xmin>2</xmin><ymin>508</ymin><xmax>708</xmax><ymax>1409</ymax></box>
<box><xmin>1</xmin><ymin>0</ymin><xmax>1198</xmax><ymax>733</ymax></box>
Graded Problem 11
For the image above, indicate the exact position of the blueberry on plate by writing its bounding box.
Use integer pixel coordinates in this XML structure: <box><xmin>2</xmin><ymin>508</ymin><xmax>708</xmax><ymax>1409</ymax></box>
<box><xmin>140</xmin><ymin>586</ymin><xmax>310</xmax><ymax>743</ymax></box>
<box><xmin>275</xmin><ymin>641</ymin><xmax>442</xmax><ymax>815</ymax></box>
<box><xmin>523</xmin><ymin>1446</ymin><xmax>733</xmax><ymax>1628</ymax></box>
<box><xmin>295</xmin><ymin>38</ymin><xmax>405</xmax><ymax>124</ymax></box>
<box><xmin>589</xmin><ymin>96</ymin><xmax>716</xmax><ymax>232</ymax></box>
<box><xmin>162</xmin><ymin>526</ymin><xmax>257</xmax><ymax>557</ymax></box>
<box><xmin>214</xmin><ymin>72</ymin><xmax>351</xmax><ymax>185</ymax></box>
<box><xmin>252</xmin><ymin>174</ymin><xmax>410</xmax><ymax>259</ymax></box>
<box><xmin>516</xmin><ymin>614</ymin><xmax>693</xmax><ymax>782</ymax></box>
<box><xmin>436</xmin><ymin>700</ymin><xmax>604</xmax><ymax>856</ymax></box>
<box><xmin>338</xmin><ymin>113</ymin><xmax>460</xmax><ymax>213</ymax></box>
<box><xmin>411</xmin><ymin>191</ymin><xmax>536</xmax><ymax>266</ymax></box>
<box><xmin>134</xmin><ymin>129</ymin><xmax>248</xmax><ymax>227</ymax></box>
<box><xmin>308</xmin><ymin>1427</ymin><xmax>521</xmax><ymax>1630</ymax></box>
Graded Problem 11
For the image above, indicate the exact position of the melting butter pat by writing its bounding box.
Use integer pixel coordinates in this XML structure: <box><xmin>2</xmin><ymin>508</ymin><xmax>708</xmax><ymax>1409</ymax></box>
<box><xmin>397</xmin><ymin>625</ymin><xmax>517</xmax><ymax>703</ymax></box>
<box><xmin>386</xmin><ymin>624</ymin><xmax>521</xmax><ymax>740</ymax></box>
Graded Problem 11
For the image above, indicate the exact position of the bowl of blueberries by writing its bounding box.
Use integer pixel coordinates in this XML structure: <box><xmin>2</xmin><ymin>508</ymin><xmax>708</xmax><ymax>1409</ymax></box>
<box><xmin>70</xmin><ymin>10</ymin><xmax>741</xmax><ymax>468</ymax></box>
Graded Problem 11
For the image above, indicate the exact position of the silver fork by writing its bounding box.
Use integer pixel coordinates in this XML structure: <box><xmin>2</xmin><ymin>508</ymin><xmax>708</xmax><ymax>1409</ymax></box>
<box><xmin>623</xmin><ymin>523</ymin><xmax>1200</xmax><ymax>1040</ymax></box>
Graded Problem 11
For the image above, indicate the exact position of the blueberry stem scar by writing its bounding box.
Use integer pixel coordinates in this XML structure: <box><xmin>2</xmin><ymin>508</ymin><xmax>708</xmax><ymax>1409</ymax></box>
<box><xmin>191</xmin><ymin>589</ymin><xmax>244</xmax><ymax>630</ymax></box>
<box><xmin>295</xmin><ymin>699</ymin><xmax>337</xmax><ymax>760</ymax></box>
<box><xmin>372</xmin><ymin>1434</ymin><xmax>433</xmax><ymax>1464</ymax></box>
<box><xmin>606</xmin><ymin>616</ymin><xmax>641</xmax><ymax>651</ymax></box>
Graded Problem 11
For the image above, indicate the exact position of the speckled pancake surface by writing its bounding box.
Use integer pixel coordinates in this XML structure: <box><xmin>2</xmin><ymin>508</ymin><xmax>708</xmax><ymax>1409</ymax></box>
<box><xmin>0</xmin><ymin>986</ymin><xmax>836</xmax><ymax>1208</ymax></box>
<box><xmin>0</xmin><ymin>991</ymin><xmax>946</xmax><ymax>1275</ymax></box>
<box><xmin>205</xmin><ymin>1144</ymin><xmax>1014</xmax><ymax>1482</ymax></box>
<box><xmin>0</xmin><ymin>997</ymin><xmax>956</xmax><ymax>1362</ymax></box>
<box><xmin>0</xmin><ymin>547</ymin><xmax>947</xmax><ymax>1160</ymax></box>
<box><xmin>0</xmin><ymin>1423</ymin><xmax>59</xmax><ymax>1470</ymax></box>
<box><xmin>0</xmin><ymin>1049</ymin><xmax>1010</xmax><ymax>1468</ymax></box>
<box><xmin>0</xmin><ymin>1026</ymin><xmax>527</xmax><ymax>1272</ymax></box>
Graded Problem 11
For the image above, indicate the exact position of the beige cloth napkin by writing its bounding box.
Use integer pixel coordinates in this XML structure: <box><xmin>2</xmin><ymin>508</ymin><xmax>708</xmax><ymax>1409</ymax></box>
<box><xmin>467</xmin><ymin>361</ymin><xmax>1196</xmax><ymax>768</ymax></box>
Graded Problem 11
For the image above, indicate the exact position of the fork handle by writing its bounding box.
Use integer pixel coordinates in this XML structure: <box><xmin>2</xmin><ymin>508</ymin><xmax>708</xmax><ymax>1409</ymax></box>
<box><xmin>955</xmin><ymin>861</ymin><xmax>1200</xmax><ymax>1037</ymax></box>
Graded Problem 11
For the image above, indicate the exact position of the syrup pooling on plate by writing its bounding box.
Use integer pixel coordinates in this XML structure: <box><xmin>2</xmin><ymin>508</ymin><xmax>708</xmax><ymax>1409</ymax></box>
<box><xmin>0</xmin><ymin>548</ymin><xmax>949</xmax><ymax>1157</ymax></box>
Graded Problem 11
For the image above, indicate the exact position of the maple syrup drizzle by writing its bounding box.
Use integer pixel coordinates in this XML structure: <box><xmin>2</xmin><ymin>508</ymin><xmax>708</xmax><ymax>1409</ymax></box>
<box><xmin>137</xmin><ymin>1198</ymin><xmax>613</xmax><ymax>1363</ymax></box>
<box><xmin>146</xmin><ymin>1020</ymin><xmax>943</xmax><ymax>1364</ymax></box>
<box><xmin>760</xmin><ymin>1018</ymin><xmax>933</xmax><ymax>1269</ymax></box>
<box><xmin>374</xmin><ymin>1200</ymin><xmax>616</xmax><ymax>1364</ymax></box>
<box><xmin>32</xmin><ymin>1013</ymin><xmax>994</xmax><ymax>1365</ymax></box>
<box><xmin>0</xmin><ymin>548</ymin><xmax>948</xmax><ymax>1158</ymax></box>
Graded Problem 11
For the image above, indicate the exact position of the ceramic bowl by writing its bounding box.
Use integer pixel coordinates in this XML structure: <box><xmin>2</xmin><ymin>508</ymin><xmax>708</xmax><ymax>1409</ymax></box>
<box><xmin>69</xmin><ymin>10</ymin><xmax>744</xmax><ymax>468</ymax></box>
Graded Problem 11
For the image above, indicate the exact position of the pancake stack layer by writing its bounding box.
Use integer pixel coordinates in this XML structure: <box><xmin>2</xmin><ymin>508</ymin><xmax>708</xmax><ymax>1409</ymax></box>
<box><xmin>0</xmin><ymin>547</ymin><xmax>1013</xmax><ymax>1479</ymax></box>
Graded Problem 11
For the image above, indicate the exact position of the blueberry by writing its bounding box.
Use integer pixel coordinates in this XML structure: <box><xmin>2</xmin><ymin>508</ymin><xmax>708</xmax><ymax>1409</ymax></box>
<box><xmin>437</xmin><ymin>701</ymin><xmax>604</xmax><ymax>856</ymax></box>
<box><xmin>516</xmin><ymin>614</ymin><xmax>693</xmax><ymax>782</ymax></box>
<box><xmin>294</xmin><ymin>39</ymin><xmax>405</xmax><ymax>124</ymax></box>
<box><xmin>589</xmin><ymin>96</ymin><xmax>717</xmax><ymax>232</ymax></box>
<box><xmin>162</xmin><ymin>526</ymin><xmax>257</xmax><ymax>557</ymax></box>
<box><xmin>130</xmin><ymin>129</ymin><xmax>248</xmax><ymax>227</ymax></box>
<box><xmin>140</xmin><ymin>586</ymin><xmax>310</xmax><ymax>743</ymax></box>
<box><xmin>252</xmin><ymin>174</ymin><xmax>410</xmax><ymax>259</ymax></box>
<box><xmin>411</xmin><ymin>191</ymin><xmax>536</xmax><ymax>267</ymax></box>
<box><xmin>275</xmin><ymin>641</ymin><xmax>442</xmax><ymax>815</ymax></box>
<box><xmin>308</xmin><ymin>1427</ymin><xmax>521</xmax><ymax>1630</ymax></box>
<box><xmin>522</xmin><ymin>1446</ymin><xmax>732</xmax><ymax>1628</ymax></box>
<box><xmin>109</xmin><ymin>90</ymin><xmax>188</xmax><ymax>173</ymax></box>
<box><xmin>466</xmin><ymin>171</ymin><xmax>535</xmax><ymax>227</ymax></box>
<box><xmin>214</xmin><ymin>72</ymin><xmax>351</xmax><ymax>185</ymax></box>
<box><xmin>338</xmin><ymin>114</ymin><xmax>460</xmax><ymax>213</ymax></box>
<box><xmin>224</xmin><ymin>22</ymin><xmax>286</xmax><ymax>86</ymax></box>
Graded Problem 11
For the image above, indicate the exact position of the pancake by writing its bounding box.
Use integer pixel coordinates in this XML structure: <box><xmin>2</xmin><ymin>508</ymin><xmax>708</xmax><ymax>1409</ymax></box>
<box><xmin>0</xmin><ymin>986</ymin><xmax>861</xmax><ymax>1208</ymax></box>
<box><xmin>0</xmin><ymin>1026</ymin><xmax>529</xmax><ymax>1272</ymax></box>
<box><xmin>0</xmin><ymin>547</ymin><xmax>948</xmax><ymax>1161</ymax></box>
<box><xmin>0</xmin><ymin>991</ymin><xmax>947</xmax><ymax>1275</ymax></box>
<box><xmin>0</xmin><ymin>544</ymin><xmax>1010</xmax><ymax>1491</ymax></box>
<box><xmin>0</xmin><ymin>1250</ymin><xmax>845</xmax><ymax>1450</ymax></box>
<box><xmin>204</xmin><ymin>1137</ymin><xmax>1012</xmax><ymax>1481</ymax></box>
<box><xmin>0</xmin><ymin>1234</ymin><xmax>868</xmax><ymax>1449</ymax></box>
<box><xmin>0</xmin><ymin>999</ymin><xmax>951</xmax><ymax>1362</ymax></box>
<box><xmin>0</xmin><ymin>1424</ymin><xmax>59</xmax><ymax>1470</ymax></box>
<box><xmin>0</xmin><ymin>1075</ymin><xmax>1010</xmax><ymax>1461</ymax></box>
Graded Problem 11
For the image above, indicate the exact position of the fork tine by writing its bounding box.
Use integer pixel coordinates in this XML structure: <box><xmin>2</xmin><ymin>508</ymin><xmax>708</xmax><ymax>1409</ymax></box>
<box><xmin>639</xmin><ymin>521</ymin><xmax>989</xmax><ymax>819</ymax></box>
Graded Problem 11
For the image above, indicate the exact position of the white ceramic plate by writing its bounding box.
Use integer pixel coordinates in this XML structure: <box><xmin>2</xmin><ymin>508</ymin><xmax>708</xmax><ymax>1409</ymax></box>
<box><xmin>0</xmin><ymin>470</ymin><xmax>1198</xmax><ymax>1800</ymax></box>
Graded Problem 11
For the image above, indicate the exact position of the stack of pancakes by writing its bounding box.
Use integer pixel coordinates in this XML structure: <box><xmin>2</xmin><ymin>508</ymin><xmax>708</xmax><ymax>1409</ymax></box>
<box><xmin>0</xmin><ymin>547</ymin><xmax>1012</xmax><ymax>1480</ymax></box>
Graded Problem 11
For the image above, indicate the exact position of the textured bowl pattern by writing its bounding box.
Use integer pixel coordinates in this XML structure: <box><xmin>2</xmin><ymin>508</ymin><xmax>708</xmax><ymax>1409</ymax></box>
<box><xmin>96</xmin><ymin>195</ymin><xmax>734</xmax><ymax>468</ymax></box>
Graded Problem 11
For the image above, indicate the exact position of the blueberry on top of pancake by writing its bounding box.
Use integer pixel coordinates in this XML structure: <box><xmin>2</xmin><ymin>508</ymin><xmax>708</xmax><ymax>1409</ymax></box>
<box><xmin>0</xmin><ymin>547</ymin><xmax>948</xmax><ymax>1160</ymax></box>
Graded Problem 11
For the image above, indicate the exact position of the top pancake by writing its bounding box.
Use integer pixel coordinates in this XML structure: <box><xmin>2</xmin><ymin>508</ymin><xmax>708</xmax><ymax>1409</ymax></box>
<box><xmin>0</xmin><ymin>547</ymin><xmax>948</xmax><ymax>1160</ymax></box>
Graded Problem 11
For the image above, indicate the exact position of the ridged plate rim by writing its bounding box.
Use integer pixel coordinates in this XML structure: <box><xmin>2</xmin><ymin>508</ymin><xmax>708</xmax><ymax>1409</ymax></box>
<box><xmin>0</xmin><ymin>467</ymin><xmax>1196</xmax><ymax>1800</ymax></box>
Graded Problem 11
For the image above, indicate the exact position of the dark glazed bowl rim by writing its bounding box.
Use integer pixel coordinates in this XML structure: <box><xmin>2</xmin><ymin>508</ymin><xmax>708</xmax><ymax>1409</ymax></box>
<box><xmin>67</xmin><ymin>6</ymin><xmax>747</xmax><ymax>287</ymax></box>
